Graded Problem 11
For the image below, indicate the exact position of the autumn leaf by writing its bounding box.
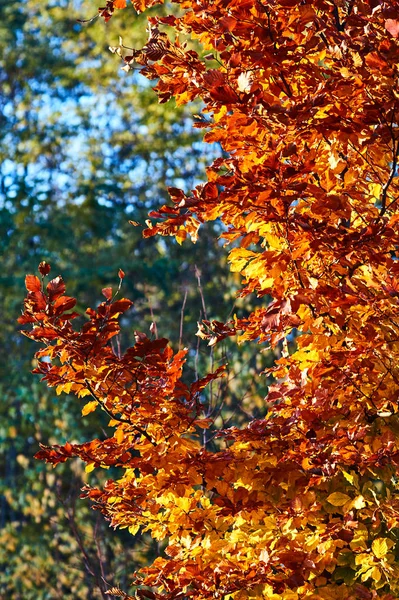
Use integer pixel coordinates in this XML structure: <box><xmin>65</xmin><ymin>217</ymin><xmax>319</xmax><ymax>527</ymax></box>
<box><xmin>102</xmin><ymin>287</ymin><xmax>113</xmax><ymax>300</ymax></box>
<box><xmin>372</xmin><ymin>538</ymin><xmax>393</xmax><ymax>559</ymax></box>
<box><xmin>46</xmin><ymin>276</ymin><xmax>66</xmax><ymax>301</ymax></box>
<box><xmin>327</xmin><ymin>492</ymin><xmax>351</xmax><ymax>506</ymax></box>
<box><xmin>115</xmin><ymin>428</ymin><xmax>124</xmax><ymax>444</ymax></box>
<box><xmin>25</xmin><ymin>274</ymin><xmax>41</xmax><ymax>292</ymax></box>
<box><xmin>385</xmin><ymin>19</ymin><xmax>399</xmax><ymax>38</ymax></box>
<box><xmin>82</xmin><ymin>400</ymin><xmax>97</xmax><ymax>416</ymax></box>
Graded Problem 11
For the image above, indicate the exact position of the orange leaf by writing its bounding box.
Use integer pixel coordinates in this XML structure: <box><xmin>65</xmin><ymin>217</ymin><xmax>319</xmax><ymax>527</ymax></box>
<box><xmin>25</xmin><ymin>274</ymin><xmax>41</xmax><ymax>292</ymax></box>
<box><xmin>82</xmin><ymin>401</ymin><xmax>98</xmax><ymax>416</ymax></box>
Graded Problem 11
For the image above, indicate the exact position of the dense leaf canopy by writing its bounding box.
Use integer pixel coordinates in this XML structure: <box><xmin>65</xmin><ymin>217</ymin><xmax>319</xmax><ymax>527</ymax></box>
<box><xmin>18</xmin><ymin>0</ymin><xmax>399</xmax><ymax>599</ymax></box>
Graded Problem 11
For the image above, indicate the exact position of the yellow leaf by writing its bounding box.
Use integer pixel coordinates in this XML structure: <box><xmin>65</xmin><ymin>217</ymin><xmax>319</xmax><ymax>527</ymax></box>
<box><xmin>107</xmin><ymin>496</ymin><xmax>121</xmax><ymax>504</ymax></box>
<box><xmin>282</xmin><ymin>591</ymin><xmax>299</xmax><ymax>600</ymax></box>
<box><xmin>175</xmin><ymin>229</ymin><xmax>187</xmax><ymax>245</ymax></box>
<box><xmin>369</xmin><ymin>182</ymin><xmax>382</xmax><ymax>199</ymax></box>
<box><xmin>56</xmin><ymin>381</ymin><xmax>73</xmax><ymax>395</ymax></box>
<box><xmin>175</xmin><ymin>91</ymin><xmax>192</xmax><ymax>106</ymax></box>
<box><xmin>228</xmin><ymin>247</ymin><xmax>256</xmax><ymax>273</ymax></box>
<box><xmin>85</xmin><ymin>463</ymin><xmax>95</xmax><ymax>473</ymax></box>
<box><xmin>297</xmin><ymin>304</ymin><xmax>311</xmax><ymax>321</ymax></box>
<box><xmin>350</xmin><ymin>525</ymin><xmax>368</xmax><ymax>551</ymax></box>
<box><xmin>339</xmin><ymin>67</ymin><xmax>352</xmax><ymax>78</ymax></box>
<box><xmin>372</xmin><ymin>537</ymin><xmax>393</xmax><ymax>559</ymax></box>
<box><xmin>361</xmin><ymin>567</ymin><xmax>374</xmax><ymax>583</ymax></box>
<box><xmin>82</xmin><ymin>400</ymin><xmax>97</xmax><ymax>416</ymax></box>
<box><xmin>342</xmin><ymin>470</ymin><xmax>359</xmax><ymax>488</ymax></box>
<box><xmin>175</xmin><ymin>496</ymin><xmax>191</xmax><ymax>512</ymax></box>
<box><xmin>350</xmin><ymin>495</ymin><xmax>366</xmax><ymax>510</ymax></box>
<box><xmin>258</xmin><ymin>276</ymin><xmax>274</xmax><ymax>290</ymax></box>
<box><xmin>352</xmin><ymin>51</ymin><xmax>362</xmax><ymax>67</ymax></box>
<box><xmin>326</xmin><ymin>492</ymin><xmax>351</xmax><ymax>506</ymax></box>
<box><xmin>115</xmin><ymin>428</ymin><xmax>124</xmax><ymax>444</ymax></box>
<box><xmin>292</xmin><ymin>348</ymin><xmax>320</xmax><ymax>368</ymax></box>
<box><xmin>128</xmin><ymin>523</ymin><xmax>140</xmax><ymax>535</ymax></box>
<box><xmin>371</xmin><ymin>567</ymin><xmax>381</xmax><ymax>583</ymax></box>
<box><xmin>213</xmin><ymin>104</ymin><xmax>227</xmax><ymax>123</ymax></box>
<box><xmin>64</xmin><ymin>381</ymin><xmax>74</xmax><ymax>394</ymax></box>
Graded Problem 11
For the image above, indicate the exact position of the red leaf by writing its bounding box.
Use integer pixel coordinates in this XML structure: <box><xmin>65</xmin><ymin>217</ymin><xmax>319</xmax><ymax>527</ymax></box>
<box><xmin>28</xmin><ymin>326</ymin><xmax>59</xmax><ymax>340</ymax></box>
<box><xmin>190</xmin><ymin>365</ymin><xmax>226</xmax><ymax>396</ymax></box>
<box><xmin>203</xmin><ymin>182</ymin><xmax>218</xmax><ymax>199</ymax></box>
<box><xmin>365</xmin><ymin>52</ymin><xmax>389</xmax><ymax>71</ymax></box>
<box><xmin>34</xmin><ymin>442</ymin><xmax>74</xmax><ymax>465</ymax></box>
<box><xmin>118</xmin><ymin>269</ymin><xmax>125</xmax><ymax>279</ymax></box>
<box><xmin>28</xmin><ymin>290</ymin><xmax>47</xmax><ymax>311</ymax></box>
<box><xmin>17</xmin><ymin>314</ymin><xmax>36</xmax><ymax>324</ymax></box>
<box><xmin>47</xmin><ymin>276</ymin><xmax>66</xmax><ymax>301</ymax></box>
<box><xmin>54</xmin><ymin>295</ymin><xmax>76</xmax><ymax>312</ymax></box>
<box><xmin>102</xmin><ymin>287</ymin><xmax>113</xmax><ymax>301</ymax></box>
<box><xmin>25</xmin><ymin>274</ymin><xmax>41</xmax><ymax>292</ymax></box>
<box><xmin>168</xmin><ymin>187</ymin><xmax>185</xmax><ymax>202</ymax></box>
<box><xmin>220</xmin><ymin>16</ymin><xmax>236</xmax><ymax>32</ymax></box>
<box><xmin>109</xmin><ymin>298</ymin><xmax>133</xmax><ymax>315</ymax></box>
<box><xmin>58</xmin><ymin>311</ymin><xmax>80</xmax><ymax>321</ymax></box>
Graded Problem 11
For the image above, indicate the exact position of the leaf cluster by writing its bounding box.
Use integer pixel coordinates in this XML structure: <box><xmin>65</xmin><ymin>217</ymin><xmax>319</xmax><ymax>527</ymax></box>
<box><xmin>19</xmin><ymin>0</ymin><xmax>399</xmax><ymax>599</ymax></box>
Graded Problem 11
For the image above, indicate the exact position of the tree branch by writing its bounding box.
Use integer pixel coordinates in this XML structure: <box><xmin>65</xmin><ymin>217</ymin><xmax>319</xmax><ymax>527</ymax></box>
<box><xmin>379</xmin><ymin>140</ymin><xmax>399</xmax><ymax>217</ymax></box>
<box><xmin>84</xmin><ymin>380</ymin><xmax>156</xmax><ymax>446</ymax></box>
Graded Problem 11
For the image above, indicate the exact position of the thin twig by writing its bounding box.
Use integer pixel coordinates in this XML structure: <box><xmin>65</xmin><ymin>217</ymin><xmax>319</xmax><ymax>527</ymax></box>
<box><xmin>57</xmin><ymin>488</ymin><xmax>108</xmax><ymax>600</ymax></box>
<box><xmin>148</xmin><ymin>299</ymin><xmax>158</xmax><ymax>339</ymax></box>
<box><xmin>380</xmin><ymin>139</ymin><xmax>399</xmax><ymax>217</ymax></box>
<box><xmin>179</xmin><ymin>288</ymin><xmax>188</xmax><ymax>350</ymax></box>
<box><xmin>84</xmin><ymin>380</ymin><xmax>156</xmax><ymax>446</ymax></box>
<box><xmin>195</xmin><ymin>322</ymin><xmax>200</xmax><ymax>382</ymax></box>
<box><xmin>194</xmin><ymin>265</ymin><xmax>208</xmax><ymax>320</ymax></box>
<box><xmin>94</xmin><ymin>515</ymin><xmax>111</xmax><ymax>593</ymax></box>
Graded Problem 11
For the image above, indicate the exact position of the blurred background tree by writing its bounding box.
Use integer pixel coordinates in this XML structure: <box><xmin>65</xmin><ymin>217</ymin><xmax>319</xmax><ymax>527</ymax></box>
<box><xmin>0</xmin><ymin>1</ymin><xmax>274</xmax><ymax>597</ymax></box>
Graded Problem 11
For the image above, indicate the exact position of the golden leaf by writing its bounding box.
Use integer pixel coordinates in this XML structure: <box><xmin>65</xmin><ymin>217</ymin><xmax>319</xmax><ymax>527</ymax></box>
<box><xmin>115</xmin><ymin>428</ymin><xmax>124</xmax><ymax>444</ymax></box>
<box><xmin>326</xmin><ymin>492</ymin><xmax>351</xmax><ymax>506</ymax></box>
<box><xmin>372</xmin><ymin>537</ymin><xmax>393</xmax><ymax>559</ymax></box>
<box><xmin>81</xmin><ymin>400</ymin><xmax>97</xmax><ymax>416</ymax></box>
